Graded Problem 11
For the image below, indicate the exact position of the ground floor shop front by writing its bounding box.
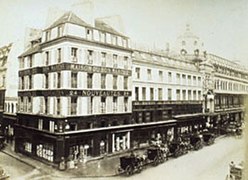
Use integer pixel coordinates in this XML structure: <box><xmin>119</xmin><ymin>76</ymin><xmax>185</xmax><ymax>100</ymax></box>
<box><xmin>14</xmin><ymin>120</ymin><xmax>179</xmax><ymax>167</ymax></box>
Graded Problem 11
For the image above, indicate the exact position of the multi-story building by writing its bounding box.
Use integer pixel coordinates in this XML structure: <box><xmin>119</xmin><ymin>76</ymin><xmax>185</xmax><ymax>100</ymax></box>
<box><xmin>174</xmin><ymin>25</ymin><xmax>248</xmax><ymax>131</ymax></box>
<box><xmin>15</xmin><ymin>12</ymin><xmax>133</xmax><ymax>164</ymax></box>
<box><xmin>131</xmin><ymin>48</ymin><xmax>205</xmax><ymax>147</ymax></box>
<box><xmin>0</xmin><ymin>43</ymin><xmax>20</xmax><ymax>139</ymax></box>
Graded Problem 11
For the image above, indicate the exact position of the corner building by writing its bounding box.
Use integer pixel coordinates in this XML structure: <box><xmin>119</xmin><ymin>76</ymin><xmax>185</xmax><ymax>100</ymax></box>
<box><xmin>15</xmin><ymin>12</ymin><xmax>133</xmax><ymax>164</ymax></box>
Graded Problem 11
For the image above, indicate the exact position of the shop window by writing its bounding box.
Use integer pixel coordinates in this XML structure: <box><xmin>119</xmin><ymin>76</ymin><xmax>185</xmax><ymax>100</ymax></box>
<box><xmin>36</xmin><ymin>143</ymin><xmax>54</xmax><ymax>162</ymax></box>
<box><xmin>24</xmin><ymin>142</ymin><xmax>32</xmax><ymax>153</ymax></box>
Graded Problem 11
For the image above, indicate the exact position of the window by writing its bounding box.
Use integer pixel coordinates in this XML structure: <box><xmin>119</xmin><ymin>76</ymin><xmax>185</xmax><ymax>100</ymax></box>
<box><xmin>158</xmin><ymin>88</ymin><xmax>163</xmax><ymax>100</ymax></box>
<box><xmin>188</xmin><ymin>90</ymin><xmax>192</xmax><ymax>100</ymax></box>
<box><xmin>88</xmin><ymin>97</ymin><xmax>93</xmax><ymax>114</ymax></box>
<box><xmin>188</xmin><ymin>75</ymin><xmax>192</xmax><ymax>85</ymax></box>
<box><xmin>20</xmin><ymin>58</ymin><xmax>24</xmax><ymax>69</ymax></box>
<box><xmin>71</xmin><ymin>48</ymin><xmax>77</xmax><ymax>62</ymax></box>
<box><xmin>45</xmin><ymin>97</ymin><xmax>49</xmax><ymax>114</ymax></box>
<box><xmin>57</xmin><ymin>72</ymin><xmax>61</xmax><ymax>88</ymax></box>
<box><xmin>198</xmin><ymin>77</ymin><xmax>201</xmax><ymax>86</ymax></box>
<box><xmin>45</xmin><ymin>74</ymin><xmax>49</xmax><ymax>89</ymax></box>
<box><xmin>87</xmin><ymin>73</ymin><xmax>93</xmax><ymax>88</ymax></box>
<box><xmin>101</xmin><ymin>74</ymin><xmax>106</xmax><ymax>89</ymax></box>
<box><xmin>135</xmin><ymin>87</ymin><xmax>139</xmax><ymax>101</ymax></box>
<box><xmin>159</xmin><ymin>71</ymin><xmax>163</xmax><ymax>81</ymax></box>
<box><xmin>71</xmin><ymin>97</ymin><xmax>77</xmax><ymax>115</ymax></box>
<box><xmin>147</xmin><ymin>69</ymin><xmax>152</xmax><ymax>80</ymax></box>
<box><xmin>38</xmin><ymin>119</ymin><xmax>43</xmax><ymax>130</ymax></box>
<box><xmin>182</xmin><ymin>90</ymin><xmax>186</xmax><ymax>100</ymax></box>
<box><xmin>176</xmin><ymin>73</ymin><xmax>180</xmax><ymax>84</ymax></box>
<box><xmin>124</xmin><ymin>97</ymin><xmax>128</xmax><ymax>112</ymax></box>
<box><xmin>45</xmin><ymin>31</ymin><xmax>51</xmax><ymax>41</ymax></box>
<box><xmin>71</xmin><ymin>72</ymin><xmax>77</xmax><ymax>88</ymax></box>
<box><xmin>142</xmin><ymin>87</ymin><xmax>146</xmax><ymax>100</ymax></box>
<box><xmin>113</xmin><ymin>97</ymin><xmax>117</xmax><ymax>112</ymax></box>
<box><xmin>58</xmin><ymin>26</ymin><xmax>63</xmax><ymax>37</ymax></box>
<box><xmin>182</xmin><ymin>74</ymin><xmax>186</xmax><ymax>84</ymax></box>
<box><xmin>168</xmin><ymin>72</ymin><xmax>172</xmax><ymax>82</ymax></box>
<box><xmin>87</xmin><ymin>50</ymin><xmax>93</xmax><ymax>64</ymax></box>
<box><xmin>28</xmin><ymin>55</ymin><xmax>33</xmax><ymax>67</ymax></box>
<box><xmin>113</xmin><ymin>75</ymin><xmax>117</xmax><ymax>89</ymax></box>
<box><xmin>99</xmin><ymin>32</ymin><xmax>106</xmax><ymax>42</ymax></box>
<box><xmin>45</xmin><ymin>52</ymin><xmax>49</xmax><ymax>65</ymax></box>
<box><xmin>113</xmin><ymin>54</ymin><xmax>118</xmax><ymax>68</ymax></box>
<box><xmin>124</xmin><ymin>76</ymin><xmax>128</xmax><ymax>90</ymax></box>
<box><xmin>150</xmin><ymin>88</ymin><xmax>154</xmax><ymax>100</ymax></box>
<box><xmin>193</xmin><ymin>90</ymin><xmax>197</xmax><ymax>100</ymax></box>
<box><xmin>24</xmin><ymin>142</ymin><xmax>32</xmax><ymax>153</ymax></box>
<box><xmin>112</xmin><ymin>35</ymin><xmax>118</xmax><ymax>45</ymax></box>
<box><xmin>57</xmin><ymin>98</ymin><xmax>60</xmax><ymax>115</ymax></box>
<box><xmin>135</xmin><ymin>67</ymin><xmax>140</xmax><ymax>79</ymax></box>
<box><xmin>193</xmin><ymin>76</ymin><xmax>196</xmax><ymax>85</ymax></box>
<box><xmin>124</xmin><ymin>56</ymin><xmax>128</xmax><ymax>69</ymax></box>
<box><xmin>29</xmin><ymin>75</ymin><xmax>32</xmax><ymax>89</ymax></box>
<box><xmin>86</xmin><ymin>29</ymin><xmax>92</xmax><ymax>39</ymax></box>
<box><xmin>57</xmin><ymin>48</ymin><xmax>61</xmax><ymax>63</ymax></box>
<box><xmin>198</xmin><ymin>91</ymin><xmax>201</xmax><ymax>100</ymax></box>
<box><xmin>101</xmin><ymin>52</ymin><xmax>106</xmax><ymax>66</ymax></box>
<box><xmin>49</xmin><ymin>121</ymin><xmax>55</xmax><ymax>133</ymax></box>
<box><xmin>168</xmin><ymin>88</ymin><xmax>172</xmax><ymax>100</ymax></box>
<box><xmin>101</xmin><ymin>97</ymin><xmax>106</xmax><ymax>113</ymax></box>
<box><xmin>176</xmin><ymin>89</ymin><xmax>180</xmax><ymax>100</ymax></box>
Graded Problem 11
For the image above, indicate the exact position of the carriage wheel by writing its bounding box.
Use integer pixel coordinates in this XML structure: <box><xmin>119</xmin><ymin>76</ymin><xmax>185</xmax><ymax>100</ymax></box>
<box><xmin>125</xmin><ymin>165</ymin><xmax>133</xmax><ymax>176</ymax></box>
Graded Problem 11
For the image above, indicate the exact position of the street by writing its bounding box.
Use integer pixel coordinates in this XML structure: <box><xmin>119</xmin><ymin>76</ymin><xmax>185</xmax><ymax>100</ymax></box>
<box><xmin>80</xmin><ymin>135</ymin><xmax>245</xmax><ymax>180</ymax></box>
<box><xmin>0</xmin><ymin>135</ymin><xmax>245</xmax><ymax>180</ymax></box>
<box><xmin>0</xmin><ymin>152</ymin><xmax>36</xmax><ymax>179</ymax></box>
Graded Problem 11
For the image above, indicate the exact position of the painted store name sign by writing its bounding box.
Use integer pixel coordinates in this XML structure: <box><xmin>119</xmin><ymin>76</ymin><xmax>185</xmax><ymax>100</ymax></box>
<box><xmin>19</xmin><ymin>63</ymin><xmax>131</xmax><ymax>76</ymax></box>
<box><xmin>18</xmin><ymin>89</ymin><xmax>132</xmax><ymax>97</ymax></box>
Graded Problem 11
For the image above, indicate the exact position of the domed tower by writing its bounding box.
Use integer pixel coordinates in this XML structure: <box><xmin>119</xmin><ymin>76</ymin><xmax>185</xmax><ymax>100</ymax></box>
<box><xmin>176</xmin><ymin>24</ymin><xmax>205</xmax><ymax>57</ymax></box>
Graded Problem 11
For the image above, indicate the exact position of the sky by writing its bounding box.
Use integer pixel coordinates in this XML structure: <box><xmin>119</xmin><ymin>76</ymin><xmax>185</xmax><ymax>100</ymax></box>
<box><xmin>0</xmin><ymin>0</ymin><xmax>248</xmax><ymax>65</ymax></box>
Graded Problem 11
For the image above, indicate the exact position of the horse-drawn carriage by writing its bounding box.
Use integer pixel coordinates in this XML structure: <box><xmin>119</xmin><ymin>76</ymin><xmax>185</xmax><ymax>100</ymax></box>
<box><xmin>146</xmin><ymin>146</ymin><xmax>166</xmax><ymax>166</ymax></box>
<box><xmin>189</xmin><ymin>134</ymin><xmax>203</xmax><ymax>150</ymax></box>
<box><xmin>201</xmin><ymin>132</ymin><xmax>215</xmax><ymax>145</ymax></box>
<box><xmin>117</xmin><ymin>154</ymin><xmax>143</xmax><ymax>176</ymax></box>
<box><xmin>226</xmin><ymin>162</ymin><xmax>243</xmax><ymax>180</ymax></box>
<box><xmin>168</xmin><ymin>140</ymin><xmax>188</xmax><ymax>157</ymax></box>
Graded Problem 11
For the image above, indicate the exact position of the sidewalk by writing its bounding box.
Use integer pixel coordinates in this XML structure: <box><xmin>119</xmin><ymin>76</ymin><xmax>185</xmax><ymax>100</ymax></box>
<box><xmin>1</xmin><ymin>144</ymin><xmax>146</xmax><ymax>178</ymax></box>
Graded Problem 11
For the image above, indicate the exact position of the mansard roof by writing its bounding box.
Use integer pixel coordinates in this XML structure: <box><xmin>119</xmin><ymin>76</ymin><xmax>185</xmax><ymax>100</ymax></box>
<box><xmin>18</xmin><ymin>45</ymin><xmax>41</xmax><ymax>58</ymax></box>
<box><xmin>46</xmin><ymin>11</ymin><xmax>92</xmax><ymax>30</ymax></box>
<box><xmin>95</xmin><ymin>19</ymin><xmax>126</xmax><ymax>37</ymax></box>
